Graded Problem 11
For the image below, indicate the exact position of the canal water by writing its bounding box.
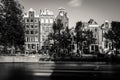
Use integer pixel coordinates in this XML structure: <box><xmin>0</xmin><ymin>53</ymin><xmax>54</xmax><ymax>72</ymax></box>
<box><xmin>0</xmin><ymin>62</ymin><xmax>51</xmax><ymax>80</ymax></box>
<box><xmin>0</xmin><ymin>62</ymin><xmax>120</xmax><ymax>80</ymax></box>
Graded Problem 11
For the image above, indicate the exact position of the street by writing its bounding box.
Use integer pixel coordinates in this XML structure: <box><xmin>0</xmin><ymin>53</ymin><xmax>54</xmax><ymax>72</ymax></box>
<box><xmin>0</xmin><ymin>62</ymin><xmax>120</xmax><ymax>80</ymax></box>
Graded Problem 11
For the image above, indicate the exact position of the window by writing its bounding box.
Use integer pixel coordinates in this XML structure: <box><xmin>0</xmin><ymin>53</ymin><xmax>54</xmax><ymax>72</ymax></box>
<box><xmin>35</xmin><ymin>30</ymin><xmax>38</xmax><ymax>34</ymax></box>
<box><xmin>31</xmin><ymin>37</ymin><xmax>35</xmax><ymax>42</ymax></box>
<box><xmin>28</xmin><ymin>44</ymin><xmax>30</xmax><ymax>49</ymax></box>
<box><xmin>109</xmin><ymin>43</ymin><xmax>112</xmax><ymax>49</ymax></box>
<box><xmin>42</xmin><ymin>26</ymin><xmax>45</xmax><ymax>31</ymax></box>
<box><xmin>26</xmin><ymin>37</ymin><xmax>29</xmax><ymax>42</ymax></box>
<box><xmin>31</xmin><ymin>19</ymin><xmax>33</xmax><ymax>22</ymax></box>
<box><xmin>95</xmin><ymin>28</ymin><xmax>97</xmax><ymax>32</ymax></box>
<box><xmin>31</xmin><ymin>25</ymin><xmax>34</xmax><ymax>28</ymax></box>
<box><xmin>26</xmin><ymin>44</ymin><xmax>28</xmax><ymax>50</ymax></box>
<box><xmin>41</xmin><ymin>19</ymin><xmax>44</xmax><ymax>23</ymax></box>
<box><xmin>91</xmin><ymin>45</ymin><xmax>94</xmax><ymax>51</ymax></box>
<box><xmin>31</xmin><ymin>14</ymin><xmax>33</xmax><ymax>17</ymax></box>
<box><xmin>94</xmin><ymin>34</ymin><xmax>96</xmax><ymax>38</ymax></box>
<box><xmin>45</xmin><ymin>19</ymin><xmax>49</xmax><ymax>23</ymax></box>
<box><xmin>26</xmin><ymin>30</ymin><xmax>29</xmax><ymax>34</ymax></box>
<box><xmin>105</xmin><ymin>41</ymin><xmax>108</xmax><ymax>48</ymax></box>
<box><xmin>35</xmin><ymin>37</ymin><xmax>38</xmax><ymax>42</ymax></box>
<box><xmin>30</xmin><ymin>13</ymin><xmax>33</xmax><ymax>17</ymax></box>
<box><xmin>31</xmin><ymin>30</ymin><xmax>34</xmax><ymax>34</ymax></box>
<box><xmin>42</xmin><ymin>36</ymin><xmax>45</xmax><ymax>41</ymax></box>
<box><xmin>46</xmin><ymin>27</ymin><xmax>49</xmax><ymax>32</ymax></box>
<box><xmin>37</xmin><ymin>44</ymin><xmax>39</xmax><ymax>50</ymax></box>
<box><xmin>32</xmin><ymin>44</ymin><xmax>36</xmax><ymax>49</ymax></box>
<box><xmin>25</xmin><ymin>51</ymin><xmax>29</xmax><ymax>54</ymax></box>
<box><xmin>35</xmin><ymin>25</ymin><xmax>38</xmax><ymax>28</ymax></box>
<box><xmin>46</xmin><ymin>46</ymin><xmax>49</xmax><ymax>49</ymax></box>
<box><xmin>26</xmin><ymin>25</ymin><xmax>29</xmax><ymax>28</ymax></box>
<box><xmin>25</xmin><ymin>19</ymin><xmax>29</xmax><ymax>23</ymax></box>
<box><xmin>105</xmin><ymin>22</ymin><xmax>109</xmax><ymax>28</ymax></box>
<box><xmin>27</xmin><ymin>19</ymin><xmax>29</xmax><ymax>22</ymax></box>
<box><xmin>95</xmin><ymin>45</ymin><xmax>99</xmax><ymax>51</ymax></box>
<box><xmin>35</xmin><ymin>19</ymin><xmax>38</xmax><ymax>23</ymax></box>
<box><xmin>50</xmin><ymin>19</ymin><xmax>53</xmax><ymax>23</ymax></box>
<box><xmin>29</xmin><ymin>37</ymin><xmax>31</xmax><ymax>42</ymax></box>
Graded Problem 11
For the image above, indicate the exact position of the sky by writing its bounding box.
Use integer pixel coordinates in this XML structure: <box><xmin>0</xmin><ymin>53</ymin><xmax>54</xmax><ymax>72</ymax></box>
<box><xmin>19</xmin><ymin>0</ymin><xmax>120</xmax><ymax>28</ymax></box>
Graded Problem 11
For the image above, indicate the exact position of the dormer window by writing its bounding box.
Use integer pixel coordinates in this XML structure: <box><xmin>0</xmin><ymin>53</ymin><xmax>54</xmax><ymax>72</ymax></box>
<box><xmin>105</xmin><ymin>22</ymin><xmax>109</xmax><ymax>28</ymax></box>
<box><xmin>29</xmin><ymin>12</ymin><xmax>34</xmax><ymax>18</ymax></box>
<box><xmin>30</xmin><ymin>14</ymin><xmax>33</xmax><ymax>17</ymax></box>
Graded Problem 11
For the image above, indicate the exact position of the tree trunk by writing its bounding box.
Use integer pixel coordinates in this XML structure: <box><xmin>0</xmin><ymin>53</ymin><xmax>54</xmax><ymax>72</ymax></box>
<box><xmin>58</xmin><ymin>30</ymin><xmax>61</xmax><ymax>57</ymax></box>
<box><xmin>77</xmin><ymin>35</ymin><xmax>79</xmax><ymax>55</ymax></box>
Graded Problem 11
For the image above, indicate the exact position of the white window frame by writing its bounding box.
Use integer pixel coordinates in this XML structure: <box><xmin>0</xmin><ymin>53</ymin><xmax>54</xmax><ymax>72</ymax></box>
<box><xmin>41</xmin><ymin>19</ymin><xmax>44</xmax><ymax>23</ymax></box>
<box><xmin>45</xmin><ymin>19</ymin><xmax>49</xmax><ymax>23</ymax></box>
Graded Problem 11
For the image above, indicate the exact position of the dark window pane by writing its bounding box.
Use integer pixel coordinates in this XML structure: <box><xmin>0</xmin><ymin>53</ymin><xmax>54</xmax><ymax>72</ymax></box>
<box><xmin>91</xmin><ymin>45</ymin><xmax>94</xmax><ymax>51</ymax></box>
<box><xmin>26</xmin><ymin>30</ymin><xmax>29</xmax><ymax>34</ymax></box>
<box><xmin>26</xmin><ymin>25</ymin><xmax>29</xmax><ymax>28</ymax></box>
<box><xmin>31</xmin><ymin>25</ymin><xmax>33</xmax><ymax>28</ymax></box>
<box><xmin>27</xmin><ymin>19</ymin><xmax>29</xmax><ymax>22</ymax></box>
<box><xmin>31</xmin><ymin>31</ymin><xmax>34</xmax><ymax>34</ymax></box>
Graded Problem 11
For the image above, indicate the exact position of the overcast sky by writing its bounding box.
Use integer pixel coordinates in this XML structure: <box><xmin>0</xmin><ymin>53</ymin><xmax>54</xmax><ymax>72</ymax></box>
<box><xmin>19</xmin><ymin>0</ymin><xmax>120</xmax><ymax>28</ymax></box>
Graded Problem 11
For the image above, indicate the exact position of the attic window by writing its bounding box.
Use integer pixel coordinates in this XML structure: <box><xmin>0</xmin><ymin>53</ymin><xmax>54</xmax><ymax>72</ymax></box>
<box><xmin>31</xmin><ymin>14</ymin><xmax>33</xmax><ymax>17</ymax></box>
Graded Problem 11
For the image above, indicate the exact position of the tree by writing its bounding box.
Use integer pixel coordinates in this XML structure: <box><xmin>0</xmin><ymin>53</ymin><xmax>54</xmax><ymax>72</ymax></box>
<box><xmin>105</xmin><ymin>21</ymin><xmax>120</xmax><ymax>53</ymax></box>
<box><xmin>82</xmin><ymin>30</ymin><xmax>95</xmax><ymax>54</ymax></box>
<box><xmin>75</xmin><ymin>21</ymin><xmax>95</xmax><ymax>54</ymax></box>
<box><xmin>54</xmin><ymin>19</ymin><xmax>63</xmax><ymax>56</ymax></box>
<box><xmin>0</xmin><ymin>2</ymin><xmax>4</xmax><ymax>42</ymax></box>
<box><xmin>59</xmin><ymin>27</ymin><xmax>72</xmax><ymax>57</ymax></box>
<box><xmin>75</xmin><ymin>21</ymin><xmax>84</xmax><ymax>55</ymax></box>
<box><xmin>47</xmin><ymin>19</ymin><xmax>64</xmax><ymax>57</ymax></box>
<box><xmin>49</xmin><ymin>19</ymin><xmax>74</xmax><ymax>58</ymax></box>
<box><xmin>0</xmin><ymin>0</ymin><xmax>25</xmax><ymax>53</ymax></box>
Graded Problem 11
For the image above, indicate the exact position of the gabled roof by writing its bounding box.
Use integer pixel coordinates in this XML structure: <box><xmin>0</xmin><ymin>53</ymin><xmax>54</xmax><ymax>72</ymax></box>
<box><xmin>88</xmin><ymin>19</ymin><xmax>98</xmax><ymax>25</ymax></box>
<box><xmin>24</xmin><ymin>8</ymin><xmax>39</xmax><ymax>18</ymax></box>
<box><xmin>28</xmin><ymin>8</ymin><xmax>35</xmax><ymax>12</ymax></box>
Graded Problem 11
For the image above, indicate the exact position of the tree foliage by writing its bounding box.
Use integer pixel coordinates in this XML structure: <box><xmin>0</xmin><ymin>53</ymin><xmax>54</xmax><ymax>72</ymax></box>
<box><xmin>75</xmin><ymin>21</ymin><xmax>83</xmax><ymax>51</ymax></box>
<box><xmin>0</xmin><ymin>0</ymin><xmax>25</xmax><ymax>51</ymax></box>
<box><xmin>47</xmin><ymin>19</ymin><xmax>73</xmax><ymax>57</ymax></box>
<box><xmin>105</xmin><ymin>21</ymin><xmax>120</xmax><ymax>49</ymax></box>
<box><xmin>75</xmin><ymin>21</ymin><xmax>95</xmax><ymax>54</ymax></box>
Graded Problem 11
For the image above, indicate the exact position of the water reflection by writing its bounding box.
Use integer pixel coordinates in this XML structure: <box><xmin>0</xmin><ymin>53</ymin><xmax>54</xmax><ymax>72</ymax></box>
<box><xmin>0</xmin><ymin>62</ymin><xmax>120</xmax><ymax>80</ymax></box>
<box><xmin>5</xmin><ymin>67</ymin><xmax>33</xmax><ymax>80</ymax></box>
